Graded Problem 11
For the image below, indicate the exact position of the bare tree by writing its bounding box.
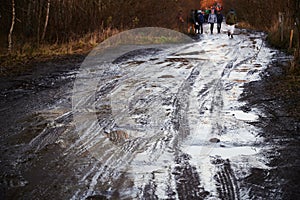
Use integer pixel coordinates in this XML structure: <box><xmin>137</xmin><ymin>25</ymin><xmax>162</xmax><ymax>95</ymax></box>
<box><xmin>26</xmin><ymin>0</ymin><xmax>32</xmax><ymax>37</ymax></box>
<box><xmin>8</xmin><ymin>0</ymin><xmax>15</xmax><ymax>53</ymax></box>
<box><xmin>37</xmin><ymin>0</ymin><xmax>43</xmax><ymax>47</ymax></box>
<box><xmin>291</xmin><ymin>0</ymin><xmax>300</xmax><ymax>69</ymax></box>
<box><xmin>42</xmin><ymin>0</ymin><xmax>51</xmax><ymax>41</ymax></box>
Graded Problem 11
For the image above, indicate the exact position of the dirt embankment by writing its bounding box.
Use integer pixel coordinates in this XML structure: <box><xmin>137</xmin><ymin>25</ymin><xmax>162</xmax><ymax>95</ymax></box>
<box><xmin>240</xmin><ymin>52</ymin><xmax>300</xmax><ymax>199</ymax></box>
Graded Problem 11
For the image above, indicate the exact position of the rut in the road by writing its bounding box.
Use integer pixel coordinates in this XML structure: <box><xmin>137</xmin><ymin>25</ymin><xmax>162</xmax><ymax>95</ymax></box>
<box><xmin>172</xmin><ymin>67</ymin><xmax>200</xmax><ymax>141</ymax></box>
<box><xmin>173</xmin><ymin>153</ymin><xmax>209</xmax><ymax>199</ymax></box>
<box><xmin>169</xmin><ymin>64</ymin><xmax>211</xmax><ymax>199</ymax></box>
<box><xmin>213</xmin><ymin>157</ymin><xmax>240</xmax><ymax>200</ymax></box>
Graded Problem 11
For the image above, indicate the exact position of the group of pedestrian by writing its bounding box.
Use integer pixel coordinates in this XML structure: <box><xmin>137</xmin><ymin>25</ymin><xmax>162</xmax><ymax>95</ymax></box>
<box><xmin>207</xmin><ymin>9</ymin><xmax>224</xmax><ymax>34</ymax></box>
<box><xmin>177</xmin><ymin>4</ymin><xmax>237</xmax><ymax>38</ymax></box>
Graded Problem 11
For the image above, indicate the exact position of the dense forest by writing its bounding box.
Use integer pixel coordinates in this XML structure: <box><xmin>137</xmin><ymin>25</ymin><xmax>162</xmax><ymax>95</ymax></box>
<box><xmin>1</xmin><ymin>0</ymin><xmax>300</xmax><ymax>66</ymax></box>
<box><xmin>0</xmin><ymin>0</ymin><xmax>198</xmax><ymax>51</ymax></box>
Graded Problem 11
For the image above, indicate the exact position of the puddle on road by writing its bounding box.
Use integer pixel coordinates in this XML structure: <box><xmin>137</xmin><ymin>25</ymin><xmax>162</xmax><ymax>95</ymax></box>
<box><xmin>227</xmin><ymin>110</ymin><xmax>259</xmax><ymax>122</ymax></box>
<box><xmin>184</xmin><ymin>145</ymin><xmax>260</xmax><ymax>160</ymax></box>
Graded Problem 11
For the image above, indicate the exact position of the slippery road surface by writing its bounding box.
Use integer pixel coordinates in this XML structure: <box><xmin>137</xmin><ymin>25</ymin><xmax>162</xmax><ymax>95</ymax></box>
<box><xmin>0</xmin><ymin>27</ymin><xmax>289</xmax><ymax>199</ymax></box>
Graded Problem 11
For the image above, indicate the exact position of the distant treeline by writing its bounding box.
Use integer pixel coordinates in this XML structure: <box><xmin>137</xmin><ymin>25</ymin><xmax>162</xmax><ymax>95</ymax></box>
<box><xmin>223</xmin><ymin>0</ymin><xmax>296</xmax><ymax>32</ymax></box>
<box><xmin>0</xmin><ymin>0</ymin><xmax>200</xmax><ymax>51</ymax></box>
<box><xmin>1</xmin><ymin>0</ymin><xmax>300</xmax><ymax>55</ymax></box>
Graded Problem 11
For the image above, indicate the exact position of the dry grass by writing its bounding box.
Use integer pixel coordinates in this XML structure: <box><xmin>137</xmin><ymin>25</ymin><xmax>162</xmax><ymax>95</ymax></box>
<box><xmin>0</xmin><ymin>28</ymin><xmax>121</xmax><ymax>76</ymax></box>
<box><xmin>0</xmin><ymin>26</ymin><xmax>186</xmax><ymax>77</ymax></box>
<box><xmin>236</xmin><ymin>21</ymin><xmax>255</xmax><ymax>30</ymax></box>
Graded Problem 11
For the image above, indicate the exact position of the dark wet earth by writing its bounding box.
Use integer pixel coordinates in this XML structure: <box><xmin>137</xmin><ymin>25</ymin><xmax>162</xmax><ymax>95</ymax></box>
<box><xmin>0</xmin><ymin>55</ymin><xmax>85</xmax><ymax>199</ymax></box>
<box><xmin>1</xmin><ymin>30</ymin><xmax>300</xmax><ymax>200</ymax></box>
<box><xmin>240</xmin><ymin>53</ymin><xmax>300</xmax><ymax>199</ymax></box>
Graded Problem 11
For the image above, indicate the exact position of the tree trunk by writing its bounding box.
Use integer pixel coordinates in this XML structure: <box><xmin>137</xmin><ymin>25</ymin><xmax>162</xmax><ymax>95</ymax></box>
<box><xmin>8</xmin><ymin>0</ymin><xmax>16</xmax><ymax>53</ymax></box>
<box><xmin>293</xmin><ymin>0</ymin><xmax>300</xmax><ymax>70</ymax></box>
<box><xmin>98</xmin><ymin>0</ymin><xmax>102</xmax><ymax>12</ymax></box>
<box><xmin>26</xmin><ymin>0</ymin><xmax>32</xmax><ymax>37</ymax></box>
<box><xmin>42</xmin><ymin>0</ymin><xmax>51</xmax><ymax>42</ymax></box>
<box><xmin>37</xmin><ymin>0</ymin><xmax>44</xmax><ymax>47</ymax></box>
<box><xmin>295</xmin><ymin>17</ymin><xmax>300</xmax><ymax>69</ymax></box>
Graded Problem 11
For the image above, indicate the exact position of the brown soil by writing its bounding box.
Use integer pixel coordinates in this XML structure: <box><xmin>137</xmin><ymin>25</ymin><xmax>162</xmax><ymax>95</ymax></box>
<box><xmin>240</xmin><ymin>52</ymin><xmax>300</xmax><ymax>199</ymax></box>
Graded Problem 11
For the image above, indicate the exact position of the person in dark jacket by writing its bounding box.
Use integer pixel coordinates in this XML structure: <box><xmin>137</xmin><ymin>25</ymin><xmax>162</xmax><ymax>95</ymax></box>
<box><xmin>194</xmin><ymin>10</ymin><xmax>200</xmax><ymax>34</ymax></box>
<box><xmin>216</xmin><ymin>11</ymin><xmax>223</xmax><ymax>34</ymax></box>
<box><xmin>197</xmin><ymin>11</ymin><xmax>205</xmax><ymax>34</ymax></box>
<box><xmin>188</xmin><ymin>9</ymin><xmax>196</xmax><ymax>34</ymax></box>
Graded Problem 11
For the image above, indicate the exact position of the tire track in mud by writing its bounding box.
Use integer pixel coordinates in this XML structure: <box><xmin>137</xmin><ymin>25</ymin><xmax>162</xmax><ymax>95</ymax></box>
<box><xmin>124</xmin><ymin>62</ymin><xmax>206</xmax><ymax>199</ymax></box>
<box><xmin>41</xmin><ymin>36</ymin><xmax>267</xmax><ymax>199</ymax></box>
<box><xmin>184</xmin><ymin>40</ymin><xmax>255</xmax><ymax>199</ymax></box>
<box><xmin>206</xmin><ymin>53</ymin><xmax>252</xmax><ymax>199</ymax></box>
<box><xmin>68</xmin><ymin>47</ymin><xmax>204</xmax><ymax>199</ymax></box>
<box><xmin>202</xmin><ymin>36</ymin><xmax>267</xmax><ymax>199</ymax></box>
<box><xmin>133</xmin><ymin>41</ymin><xmax>247</xmax><ymax>199</ymax></box>
<box><xmin>34</xmin><ymin>39</ymin><xmax>254</xmax><ymax>199</ymax></box>
<box><xmin>69</xmin><ymin>58</ymin><xmax>159</xmax><ymax>198</ymax></box>
<box><xmin>173</xmin><ymin>154</ymin><xmax>209</xmax><ymax>199</ymax></box>
<box><xmin>73</xmin><ymin>42</ymin><xmax>229</xmax><ymax>198</ymax></box>
<box><xmin>169</xmin><ymin>64</ymin><xmax>212</xmax><ymax>199</ymax></box>
<box><xmin>172</xmin><ymin>67</ymin><xmax>200</xmax><ymax>141</ymax></box>
<box><xmin>142</xmin><ymin>172</ymin><xmax>159</xmax><ymax>200</ymax></box>
<box><xmin>213</xmin><ymin>158</ymin><xmax>240</xmax><ymax>200</ymax></box>
<box><xmin>107</xmin><ymin>37</ymin><xmax>260</xmax><ymax>199</ymax></box>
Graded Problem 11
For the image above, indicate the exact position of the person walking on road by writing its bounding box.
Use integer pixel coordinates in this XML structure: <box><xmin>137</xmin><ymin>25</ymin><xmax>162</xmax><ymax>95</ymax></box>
<box><xmin>226</xmin><ymin>9</ymin><xmax>237</xmax><ymax>38</ymax></box>
<box><xmin>208</xmin><ymin>9</ymin><xmax>217</xmax><ymax>34</ymax></box>
<box><xmin>216</xmin><ymin>11</ymin><xmax>223</xmax><ymax>34</ymax></box>
<box><xmin>195</xmin><ymin>10</ymin><xmax>205</xmax><ymax>34</ymax></box>
<box><xmin>194</xmin><ymin>10</ymin><xmax>200</xmax><ymax>34</ymax></box>
<box><xmin>188</xmin><ymin>9</ymin><xmax>196</xmax><ymax>34</ymax></box>
<box><xmin>177</xmin><ymin>10</ymin><xmax>185</xmax><ymax>33</ymax></box>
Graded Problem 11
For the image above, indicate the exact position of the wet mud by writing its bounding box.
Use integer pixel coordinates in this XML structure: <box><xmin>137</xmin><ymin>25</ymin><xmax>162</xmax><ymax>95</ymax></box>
<box><xmin>1</xmin><ymin>28</ymin><xmax>299</xmax><ymax>200</ymax></box>
<box><xmin>240</xmin><ymin>52</ymin><xmax>300</xmax><ymax>199</ymax></box>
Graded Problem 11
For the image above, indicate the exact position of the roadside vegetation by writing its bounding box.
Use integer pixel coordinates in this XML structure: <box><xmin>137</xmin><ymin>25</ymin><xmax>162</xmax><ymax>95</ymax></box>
<box><xmin>223</xmin><ymin>0</ymin><xmax>300</xmax><ymax>74</ymax></box>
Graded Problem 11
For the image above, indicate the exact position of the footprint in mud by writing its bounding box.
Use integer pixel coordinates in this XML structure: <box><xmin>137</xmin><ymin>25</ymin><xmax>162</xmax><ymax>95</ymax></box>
<box><xmin>216</xmin><ymin>44</ymin><xmax>228</xmax><ymax>48</ymax></box>
<box><xmin>209</xmin><ymin>138</ymin><xmax>220</xmax><ymax>143</ymax></box>
<box><xmin>158</xmin><ymin>75</ymin><xmax>175</xmax><ymax>79</ymax></box>
<box><xmin>253</xmin><ymin>64</ymin><xmax>262</xmax><ymax>68</ymax></box>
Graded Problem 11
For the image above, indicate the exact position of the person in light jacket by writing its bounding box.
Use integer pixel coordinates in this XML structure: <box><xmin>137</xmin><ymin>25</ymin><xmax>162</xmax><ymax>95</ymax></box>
<box><xmin>208</xmin><ymin>9</ymin><xmax>217</xmax><ymax>34</ymax></box>
<box><xmin>226</xmin><ymin>9</ymin><xmax>237</xmax><ymax>38</ymax></box>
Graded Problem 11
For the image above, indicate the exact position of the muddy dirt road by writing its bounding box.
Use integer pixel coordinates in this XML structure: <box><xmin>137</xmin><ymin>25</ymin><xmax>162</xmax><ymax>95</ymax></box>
<box><xmin>0</xmin><ymin>27</ymin><xmax>298</xmax><ymax>199</ymax></box>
